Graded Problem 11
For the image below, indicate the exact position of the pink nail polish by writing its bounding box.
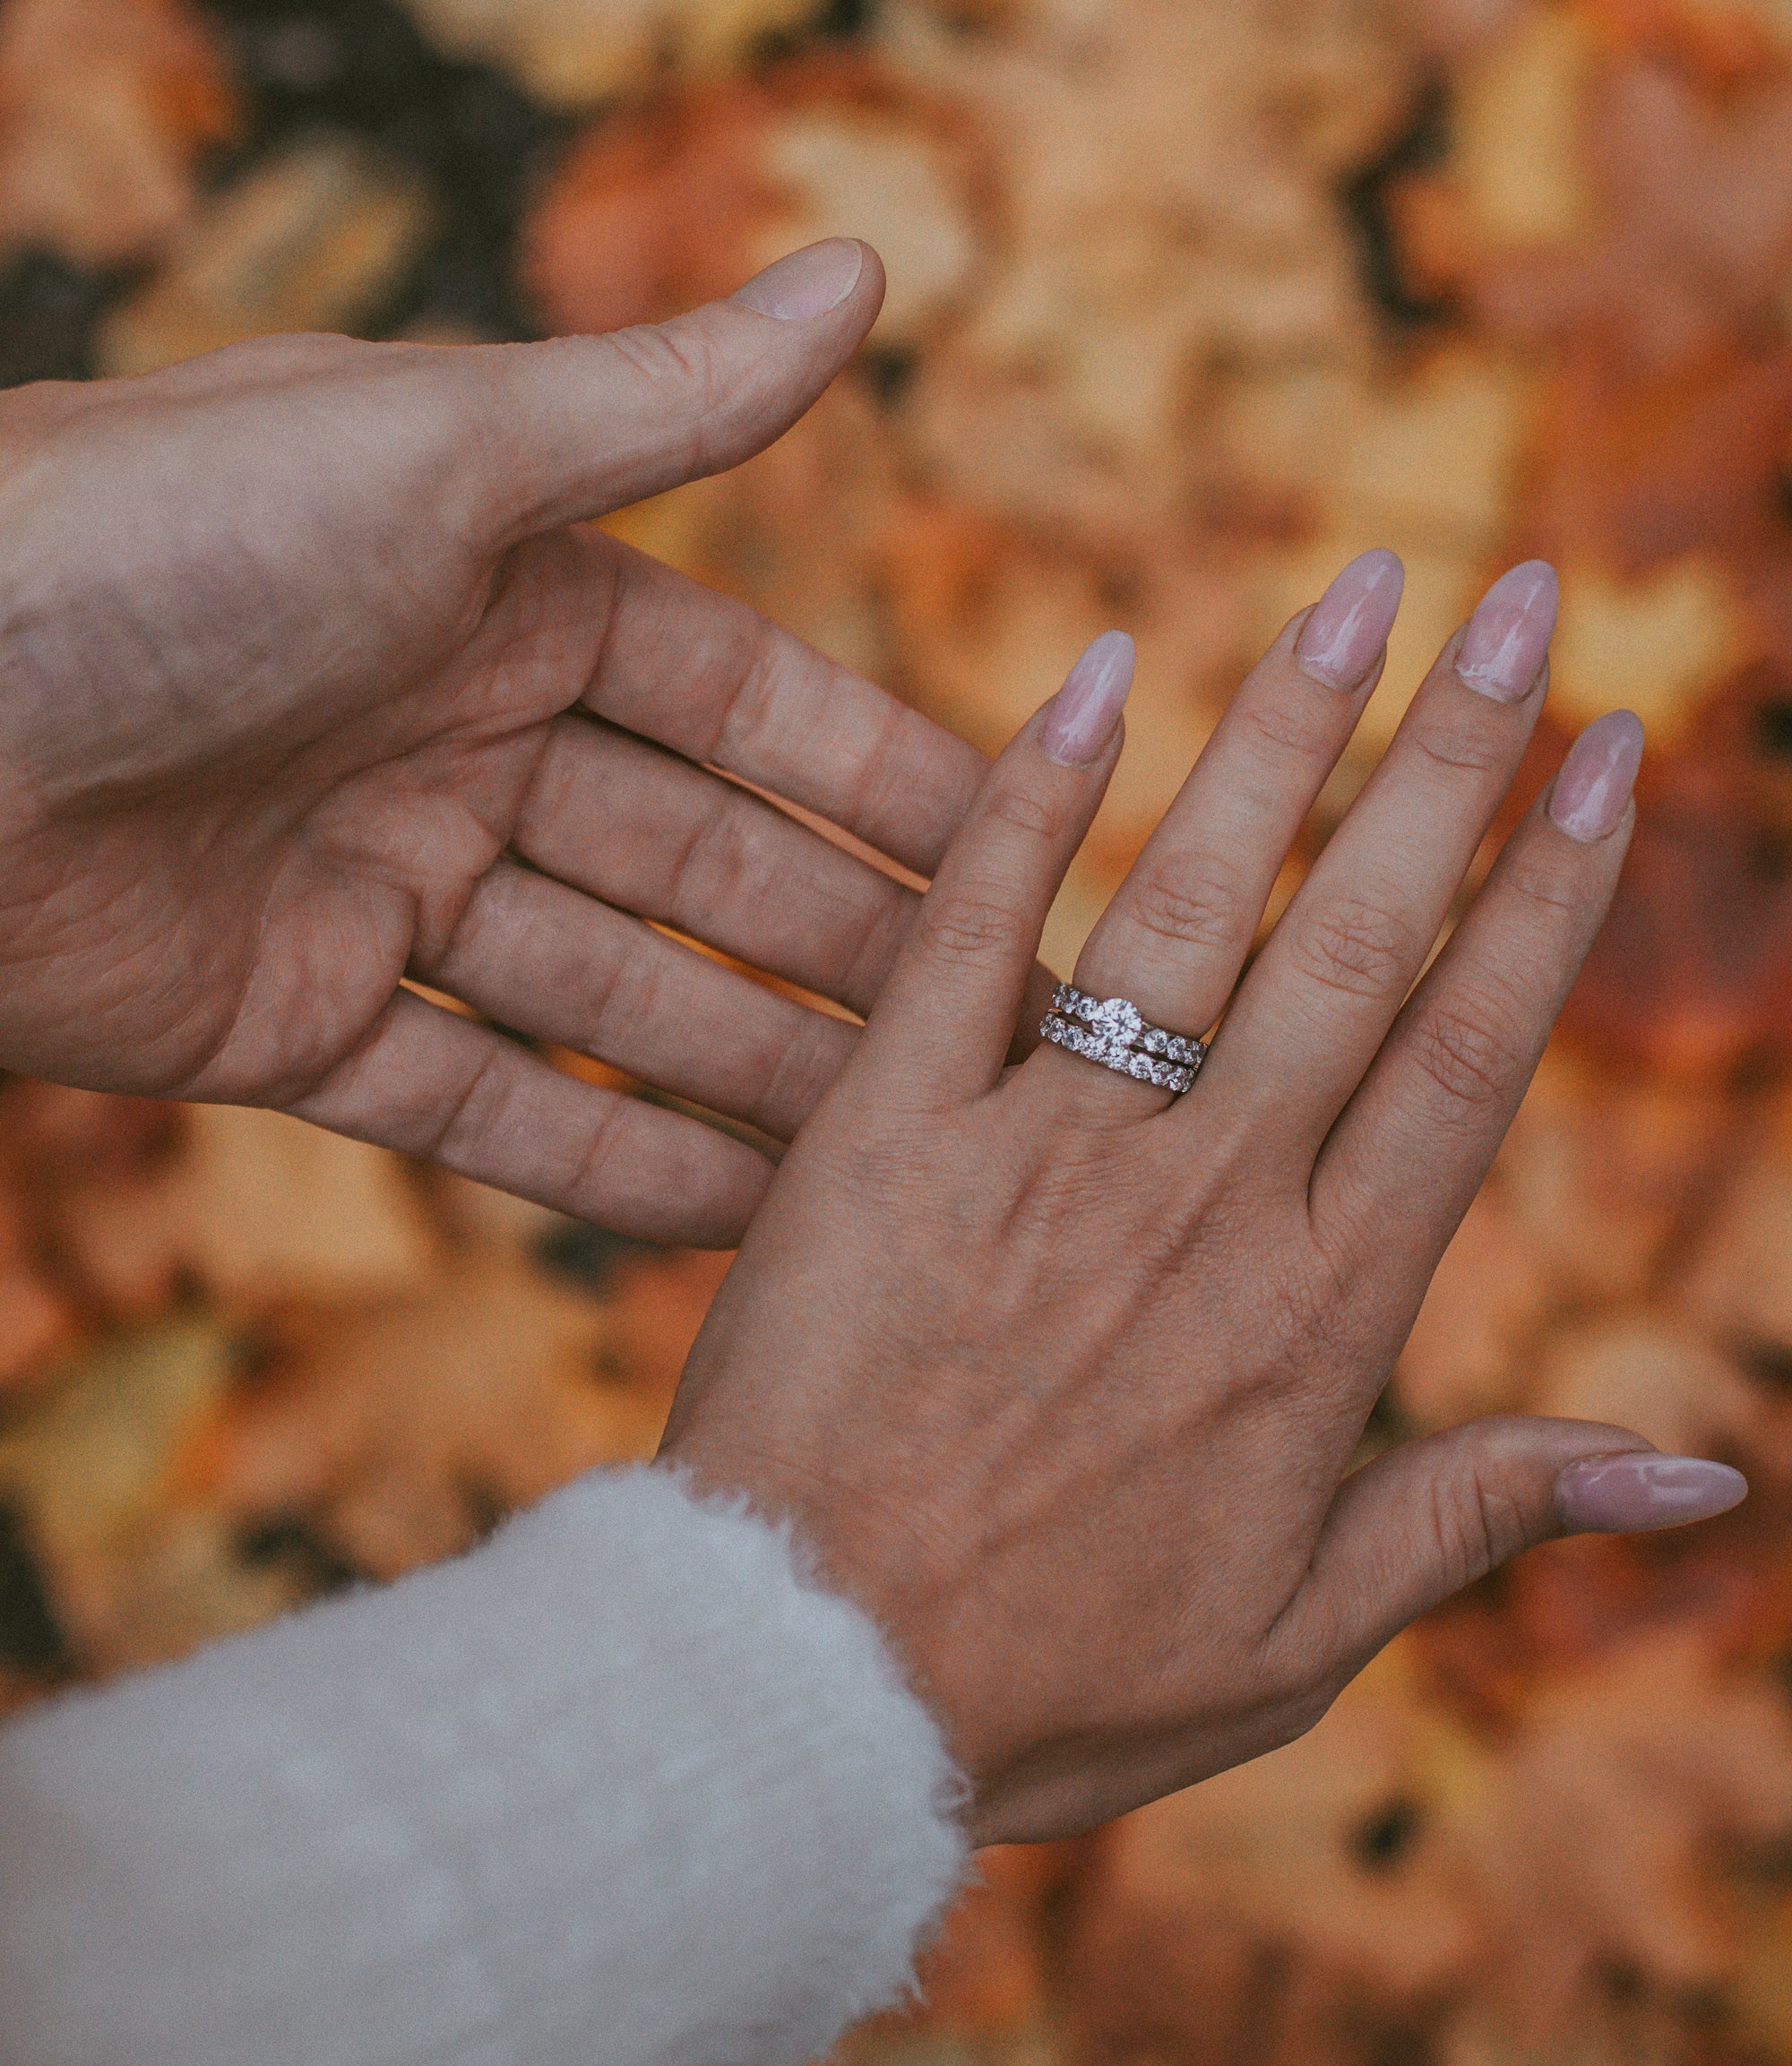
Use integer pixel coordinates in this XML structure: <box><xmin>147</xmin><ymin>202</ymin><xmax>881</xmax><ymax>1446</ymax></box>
<box><xmin>1455</xmin><ymin>561</ymin><xmax>1560</xmax><ymax>702</ymax></box>
<box><xmin>1042</xmin><ymin>633</ymin><xmax>1135</xmax><ymax>766</ymax></box>
<box><xmin>732</xmin><ymin>240</ymin><xmax>866</xmax><ymax>320</ymax></box>
<box><xmin>1294</xmin><ymin>549</ymin><xmax>1405</xmax><ymax>689</ymax></box>
<box><xmin>1556</xmin><ymin>1453</ymin><xmax>1746</xmax><ymax>1533</ymax></box>
<box><xmin>1550</xmin><ymin>710</ymin><xmax>1645</xmax><ymax>842</ymax></box>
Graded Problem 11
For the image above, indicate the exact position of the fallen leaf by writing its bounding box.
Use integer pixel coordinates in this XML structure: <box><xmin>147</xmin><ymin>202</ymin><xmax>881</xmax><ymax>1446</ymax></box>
<box><xmin>97</xmin><ymin>133</ymin><xmax>436</xmax><ymax>376</ymax></box>
<box><xmin>1445</xmin><ymin>1629</ymin><xmax>1792</xmax><ymax>2043</ymax></box>
<box><xmin>400</xmin><ymin>0</ymin><xmax>830</xmax><ymax>107</ymax></box>
<box><xmin>197</xmin><ymin>1261</ymin><xmax>668</xmax><ymax>1580</ymax></box>
<box><xmin>1495</xmin><ymin>1049</ymin><xmax>1745</xmax><ymax>1295</ymax></box>
<box><xmin>1550</xmin><ymin>555</ymin><xmax>1754</xmax><ymax>745</ymax></box>
<box><xmin>0</xmin><ymin>0</ymin><xmax>239</xmax><ymax>266</ymax></box>
<box><xmin>523</xmin><ymin>58</ymin><xmax>984</xmax><ymax>347</ymax></box>
<box><xmin>0</xmin><ymin>1319</ymin><xmax>302</xmax><ymax>1674</ymax></box>
<box><xmin>1395</xmin><ymin>1184</ymin><xmax>1556</xmax><ymax>1431</ymax></box>
<box><xmin>1071</xmin><ymin>1657</ymin><xmax>1476</xmax><ymax>2066</ymax></box>
<box><xmin>1529</xmin><ymin>1312</ymin><xmax>1792</xmax><ymax>1479</ymax></box>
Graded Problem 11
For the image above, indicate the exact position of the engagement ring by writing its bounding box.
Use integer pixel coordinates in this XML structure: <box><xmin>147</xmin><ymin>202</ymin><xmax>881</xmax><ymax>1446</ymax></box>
<box><xmin>1040</xmin><ymin>983</ymin><xmax>1207</xmax><ymax>1096</ymax></box>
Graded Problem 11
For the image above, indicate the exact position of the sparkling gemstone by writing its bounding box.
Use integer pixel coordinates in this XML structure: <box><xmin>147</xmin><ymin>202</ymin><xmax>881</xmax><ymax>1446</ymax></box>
<box><xmin>1088</xmin><ymin>996</ymin><xmax>1144</xmax><ymax>1043</ymax></box>
<box><xmin>1141</xmin><ymin>1029</ymin><xmax>1167</xmax><ymax>1055</ymax></box>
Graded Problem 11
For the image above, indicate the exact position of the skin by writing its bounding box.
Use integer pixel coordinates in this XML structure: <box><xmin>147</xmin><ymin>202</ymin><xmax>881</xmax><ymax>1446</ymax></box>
<box><xmin>0</xmin><ymin>238</ymin><xmax>1720</xmax><ymax>1857</ymax></box>
<box><xmin>0</xmin><ymin>242</ymin><xmax>1042</xmax><ymax>1245</ymax></box>
<box><xmin>662</xmin><ymin>592</ymin><xmax>1661</xmax><ymax>1848</ymax></box>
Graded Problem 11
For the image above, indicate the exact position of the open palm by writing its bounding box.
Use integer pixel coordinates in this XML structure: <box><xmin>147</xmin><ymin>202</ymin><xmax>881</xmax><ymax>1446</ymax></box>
<box><xmin>0</xmin><ymin>241</ymin><xmax>1004</xmax><ymax>1243</ymax></box>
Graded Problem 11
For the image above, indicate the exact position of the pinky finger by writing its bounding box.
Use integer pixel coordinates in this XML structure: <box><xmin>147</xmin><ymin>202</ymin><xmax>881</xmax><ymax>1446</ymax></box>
<box><xmin>1313</xmin><ymin>710</ymin><xmax>1644</xmax><ymax>1254</ymax></box>
<box><xmin>284</xmin><ymin>986</ymin><xmax>771</xmax><ymax>1245</ymax></box>
<box><xmin>1271</xmin><ymin>1416</ymin><xmax>1747</xmax><ymax>1676</ymax></box>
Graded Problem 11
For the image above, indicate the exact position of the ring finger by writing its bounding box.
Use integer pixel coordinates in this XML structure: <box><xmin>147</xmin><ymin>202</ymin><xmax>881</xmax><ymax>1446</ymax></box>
<box><xmin>1039</xmin><ymin>550</ymin><xmax>1404</xmax><ymax>1115</ymax></box>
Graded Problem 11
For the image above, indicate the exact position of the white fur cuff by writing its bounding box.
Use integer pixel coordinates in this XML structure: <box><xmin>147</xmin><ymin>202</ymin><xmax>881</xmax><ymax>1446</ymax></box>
<box><xmin>0</xmin><ymin>1465</ymin><xmax>969</xmax><ymax>2066</ymax></box>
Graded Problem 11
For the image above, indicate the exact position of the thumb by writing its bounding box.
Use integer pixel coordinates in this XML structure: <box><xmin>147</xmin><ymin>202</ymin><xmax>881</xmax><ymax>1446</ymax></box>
<box><xmin>1286</xmin><ymin>1416</ymin><xmax>1747</xmax><ymax>1669</ymax></box>
<box><xmin>469</xmin><ymin>238</ymin><xmax>884</xmax><ymax>541</ymax></box>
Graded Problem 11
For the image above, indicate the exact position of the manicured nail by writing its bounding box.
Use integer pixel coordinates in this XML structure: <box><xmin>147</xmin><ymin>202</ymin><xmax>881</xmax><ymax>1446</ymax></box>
<box><xmin>1549</xmin><ymin>709</ymin><xmax>1645</xmax><ymax>841</ymax></box>
<box><xmin>1455</xmin><ymin>560</ymin><xmax>1559</xmax><ymax>702</ymax></box>
<box><xmin>1556</xmin><ymin>1453</ymin><xmax>1747</xmax><ymax>1533</ymax></box>
<box><xmin>732</xmin><ymin>239</ymin><xmax>865</xmax><ymax>321</ymax></box>
<box><xmin>1294</xmin><ymin>548</ymin><xmax>1405</xmax><ymax>689</ymax></box>
<box><xmin>1042</xmin><ymin>632</ymin><xmax>1135</xmax><ymax>766</ymax></box>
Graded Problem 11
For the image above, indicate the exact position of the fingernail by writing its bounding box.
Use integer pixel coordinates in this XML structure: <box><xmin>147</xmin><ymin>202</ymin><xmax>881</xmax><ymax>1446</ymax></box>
<box><xmin>1549</xmin><ymin>710</ymin><xmax>1645</xmax><ymax>842</ymax></box>
<box><xmin>733</xmin><ymin>239</ymin><xmax>865</xmax><ymax>321</ymax></box>
<box><xmin>1455</xmin><ymin>560</ymin><xmax>1560</xmax><ymax>702</ymax></box>
<box><xmin>1294</xmin><ymin>548</ymin><xmax>1405</xmax><ymax>689</ymax></box>
<box><xmin>1556</xmin><ymin>1453</ymin><xmax>1747</xmax><ymax>1533</ymax></box>
<box><xmin>1042</xmin><ymin>632</ymin><xmax>1135</xmax><ymax>766</ymax></box>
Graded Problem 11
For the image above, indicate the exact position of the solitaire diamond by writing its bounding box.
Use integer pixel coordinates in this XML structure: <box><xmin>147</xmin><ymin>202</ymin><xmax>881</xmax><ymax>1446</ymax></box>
<box><xmin>1087</xmin><ymin>996</ymin><xmax>1145</xmax><ymax>1044</ymax></box>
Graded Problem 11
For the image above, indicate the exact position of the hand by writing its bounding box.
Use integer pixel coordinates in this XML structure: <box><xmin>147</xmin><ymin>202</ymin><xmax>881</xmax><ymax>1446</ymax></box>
<box><xmin>0</xmin><ymin>239</ymin><xmax>1027</xmax><ymax>1244</ymax></box>
<box><xmin>661</xmin><ymin>552</ymin><xmax>1747</xmax><ymax>1844</ymax></box>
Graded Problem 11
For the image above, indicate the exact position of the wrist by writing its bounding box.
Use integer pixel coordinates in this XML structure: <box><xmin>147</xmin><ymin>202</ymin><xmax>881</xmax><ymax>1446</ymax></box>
<box><xmin>658</xmin><ymin>1417</ymin><xmax>1008</xmax><ymax>1817</ymax></box>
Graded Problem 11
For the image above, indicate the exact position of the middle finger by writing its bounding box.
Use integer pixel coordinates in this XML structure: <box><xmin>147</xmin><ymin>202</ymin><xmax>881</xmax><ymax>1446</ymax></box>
<box><xmin>514</xmin><ymin>712</ymin><xmax>917</xmax><ymax>1017</ymax></box>
<box><xmin>1196</xmin><ymin>560</ymin><xmax>1560</xmax><ymax>1156</ymax></box>
<box><xmin>420</xmin><ymin>854</ymin><xmax>857</xmax><ymax>1140</ymax></box>
<box><xmin>1041</xmin><ymin>550</ymin><xmax>1403</xmax><ymax>1115</ymax></box>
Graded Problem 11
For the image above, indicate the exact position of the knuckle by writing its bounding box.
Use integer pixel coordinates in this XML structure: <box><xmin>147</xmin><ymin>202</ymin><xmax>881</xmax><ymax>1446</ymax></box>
<box><xmin>840</xmin><ymin>887</ymin><xmax>910</xmax><ymax>1001</ymax></box>
<box><xmin>1406</xmin><ymin>993</ymin><xmax>1521</xmax><ymax>1114</ymax></box>
<box><xmin>600</xmin><ymin>321</ymin><xmax>726</xmax><ymax>457</ymax></box>
<box><xmin>1426</xmin><ymin>1468</ymin><xmax>1529</xmax><ymax>1592</ymax></box>
<box><xmin>1286</xmin><ymin>894</ymin><xmax>1411</xmax><ymax>1001</ymax></box>
<box><xmin>569</xmin><ymin>1094</ymin><xmax>650</xmax><ymax>1210</ymax></box>
<box><xmin>1402</xmin><ymin>711</ymin><xmax>1508</xmax><ymax>779</ymax></box>
<box><xmin>985</xmin><ymin>783</ymin><xmax>1060</xmax><ymax>839</ymax></box>
<box><xmin>1271</xmin><ymin>1681</ymin><xmax>1343</xmax><ymax>1749</ymax></box>
<box><xmin>1502</xmin><ymin>856</ymin><xmax>1590</xmax><ymax>922</ymax></box>
<box><xmin>605</xmin><ymin>318</ymin><xmax>719</xmax><ymax>397</ymax></box>
<box><xmin>1239</xmin><ymin>694</ymin><xmax>1338</xmax><ymax>762</ymax></box>
<box><xmin>918</xmin><ymin>891</ymin><xmax>1027</xmax><ymax>968</ymax></box>
<box><xmin>660</xmin><ymin>806</ymin><xmax>738</xmax><ymax>913</ymax></box>
<box><xmin>751</xmin><ymin>1012</ymin><xmax>855</xmax><ymax>1132</ymax></box>
<box><xmin>715</xmin><ymin>641</ymin><xmax>780</xmax><ymax>759</ymax></box>
<box><xmin>1125</xmin><ymin>857</ymin><xmax>1243</xmax><ymax>957</ymax></box>
<box><xmin>1251</xmin><ymin>1643</ymin><xmax>1348</xmax><ymax>1739</ymax></box>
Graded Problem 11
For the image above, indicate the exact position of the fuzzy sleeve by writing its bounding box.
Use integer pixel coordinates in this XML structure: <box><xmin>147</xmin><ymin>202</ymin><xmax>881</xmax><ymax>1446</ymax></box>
<box><xmin>0</xmin><ymin>1466</ymin><xmax>969</xmax><ymax>2066</ymax></box>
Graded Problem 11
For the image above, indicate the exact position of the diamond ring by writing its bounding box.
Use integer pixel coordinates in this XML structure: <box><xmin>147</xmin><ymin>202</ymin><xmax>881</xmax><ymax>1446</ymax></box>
<box><xmin>1039</xmin><ymin>983</ymin><xmax>1208</xmax><ymax>1096</ymax></box>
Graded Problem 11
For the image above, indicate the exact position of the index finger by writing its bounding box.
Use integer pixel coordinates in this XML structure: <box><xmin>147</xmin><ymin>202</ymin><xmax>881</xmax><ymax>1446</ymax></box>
<box><xmin>855</xmin><ymin>636</ymin><xmax>1133</xmax><ymax>1106</ymax></box>
<box><xmin>580</xmin><ymin>533</ymin><xmax>992</xmax><ymax>880</ymax></box>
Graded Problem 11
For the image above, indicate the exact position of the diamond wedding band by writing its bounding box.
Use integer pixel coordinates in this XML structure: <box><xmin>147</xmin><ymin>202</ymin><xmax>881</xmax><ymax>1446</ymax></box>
<box><xmin>1039</xmin><ymin>982</ymin><xmax>1208</xmax><ymax>1096</ymax></box>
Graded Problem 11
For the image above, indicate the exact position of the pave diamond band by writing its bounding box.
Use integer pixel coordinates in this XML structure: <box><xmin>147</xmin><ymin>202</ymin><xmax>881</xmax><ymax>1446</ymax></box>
<box><xmin>1040</xmin><ymin>983</ymin><xmax>1208</xmax><ymax>1097</ymax></box>
<box><xmin>1040</xmin><ymin>1013</ymin><xmax>1199</xmax><ymax>1092</ymax></box>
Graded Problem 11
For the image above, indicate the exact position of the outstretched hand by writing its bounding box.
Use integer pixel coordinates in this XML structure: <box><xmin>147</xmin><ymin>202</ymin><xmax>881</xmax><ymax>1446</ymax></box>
<box><xmin>661</xmin><ymin>553</ymin><xmax>1746</xmax><ymax>1845</ymax></box>
<box><xmin>0</xmin><ymin>239</ymin><xmax>1021</xmax><ymax>1244</ymax></box>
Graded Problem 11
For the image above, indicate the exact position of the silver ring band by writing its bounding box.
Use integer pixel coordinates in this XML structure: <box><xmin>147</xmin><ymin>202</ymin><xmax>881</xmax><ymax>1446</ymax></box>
<box><xmin>1040</xmin><ymin>984</ymin><xmax>1208</xmax><ymax>1096</ymax></box>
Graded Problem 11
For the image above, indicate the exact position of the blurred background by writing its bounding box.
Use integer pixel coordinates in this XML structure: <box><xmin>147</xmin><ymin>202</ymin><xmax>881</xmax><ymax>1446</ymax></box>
<box><xmin>4</xmin><ymin>0</ymin><xmax>1792</xmax><ymax>2059</ymax></box>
